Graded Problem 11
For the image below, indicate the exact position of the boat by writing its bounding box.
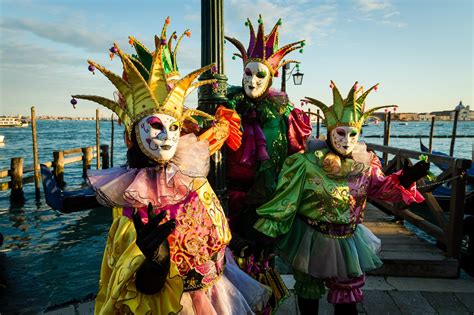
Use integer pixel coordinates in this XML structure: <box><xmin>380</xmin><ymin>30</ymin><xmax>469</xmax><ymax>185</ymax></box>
<box><xmin>420</xmin><ymin>139</ymin><xmax>474</xmax><ymax>183</ymax></box>
<box><xmin>0</xmin><ymin>116</ymin><xmax>29</xmax><ymax>128</ymax></box>
<box><xmin>0</xmin><ymin>135</ymin><xmax>4</xmax><ymax>143</ymax></box>
<box><xmin>398</xmin><ymin>122</ymin><xmax>408</xmax><ymax>126</ymax></box>
<box><xmin>40</xmin><ymin>164</ymin><xmax>98</xmax><ymax>213</ymax></box>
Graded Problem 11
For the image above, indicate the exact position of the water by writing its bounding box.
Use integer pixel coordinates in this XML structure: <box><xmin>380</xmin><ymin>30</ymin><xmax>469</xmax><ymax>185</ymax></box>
<box><xmin>0</xmin><ymin>120</ymin><xmax>126</xmax><ymax>314</ymax></box>
<box><xmin>0</xmin><ymin>120</ymin><xmax>473</xmax><ymax>313</ymax></box>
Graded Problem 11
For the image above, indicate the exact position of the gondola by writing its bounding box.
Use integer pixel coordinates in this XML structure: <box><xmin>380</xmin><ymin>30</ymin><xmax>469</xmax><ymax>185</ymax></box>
<box><xmin>420</xmin><ymin>139</ymin><xmax>474</xmax><ymax>184</ymax></box>
<box><xmin>40</xmin><ymin>164</ymin><xmax>99</xmax><ymax>213</ymax></box>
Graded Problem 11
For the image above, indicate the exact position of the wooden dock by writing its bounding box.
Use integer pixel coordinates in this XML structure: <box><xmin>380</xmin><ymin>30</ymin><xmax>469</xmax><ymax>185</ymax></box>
<box><xmin>364</xmin><ymin>203</ymin><xmax>459</xmax><ymax>278</ymax></box>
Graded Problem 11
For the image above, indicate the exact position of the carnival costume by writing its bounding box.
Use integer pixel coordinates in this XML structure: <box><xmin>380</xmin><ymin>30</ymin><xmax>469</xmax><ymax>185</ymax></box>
<box><xmin>254</xmin><ymin>81</ymin><xmax>429</xmax><ymax>314</ymax></box>
<box><xmin>73</xmin><ymin>18</ymin><xmax>271</xmax><ymax>314</ymax></box>
<box><xmin>225</xmin><ymin>14</ymin><xmax>311</xmax><ymax>258</ymax></box>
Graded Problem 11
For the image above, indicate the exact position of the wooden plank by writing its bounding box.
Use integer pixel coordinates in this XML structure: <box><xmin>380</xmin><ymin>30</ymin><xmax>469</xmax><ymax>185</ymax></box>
<box><xmin>0</xmin><ymin>169</ymin><xmax>9</xmax><ymax>178</ymax></box>
<box><xmin>361</xmin><ymin>291</ymin><xmax>400</xmax><ymax>315</ymax></box>
<box><xmin>63</xmin><ymin>147</ymin><xmax>83</xmax><ymax>155</ymax></box>
<box><xmin>388</xmin><ymin>291</ymin><xmax>436</xmax><ymax>314</ymax></box>
<box><xmin>365</xmin><ymin>225</ymin><xmax>414</xmax><ymax>235</ymax></box>
<box><xmin>377</xmin><ymin>235</ymin><xmax>426</xmax><ymax>245</ymax></box>
<box><xmin>421</xmin><ymin>193</ymin><xmax>448</xmax><ymax>230</ymax></box>
<box><xmin>379</xmin><ymin>251</ymin><xmax>449</xmax><ymax>261</ymax></box>
<box><xmin>0</xmin><ymin>181</ymin><xmax>10</xmax><ymax>191</ymax></box>
<box><xmin>421</xmin><ymin>292</ymin><xmax>470</xmax><ymax>314</ymax></box>
<box><xmin>64</xmin><ymin>156</ymin><xmax>83</xmax><ymax>165</ymax></box>
<box><xmin>380</xmin><ymin>243</ymin><xmax>444</xmax><ymax>253</ymax></box>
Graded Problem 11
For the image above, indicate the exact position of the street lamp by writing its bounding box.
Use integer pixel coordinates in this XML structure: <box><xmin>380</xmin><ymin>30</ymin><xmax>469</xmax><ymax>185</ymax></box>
<box><xmin>281</xmin><ymin>62</ymin><xmax>305</xmax><ymax>92</ymax></box>
<box><xmin>292</xmin><ymin>69</ymin><xmax>304</xmax><ymax>85</ymax></box>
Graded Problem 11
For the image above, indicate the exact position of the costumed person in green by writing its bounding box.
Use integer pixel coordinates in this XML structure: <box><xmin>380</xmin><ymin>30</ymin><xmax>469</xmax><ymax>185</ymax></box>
<box><xmin>254</xmin><ymin>81</ymin><xmax>429</xmax><ymax>315</ymax></box>
<box><xmin>224</xmin><ymin>16</ymin><xmax>312</xmax><ymax>308</ymax></box>
<box><xmin>72</xmin><ymin>17</ymin><xmax>272</xmax><ymax>314</ymax></box>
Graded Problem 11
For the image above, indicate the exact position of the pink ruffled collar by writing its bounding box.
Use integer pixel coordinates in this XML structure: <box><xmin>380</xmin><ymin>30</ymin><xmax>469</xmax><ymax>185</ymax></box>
<box><xmin>87</xmin><ymin>134</ymin><xmax>210</xmax><ymax>208</ymax></box>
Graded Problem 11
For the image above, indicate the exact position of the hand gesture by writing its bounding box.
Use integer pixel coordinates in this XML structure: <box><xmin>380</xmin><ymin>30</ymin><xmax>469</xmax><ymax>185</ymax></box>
<box><xmin>132</xmin><ymin>203</ymin><xmax>176</xmax><ymax>265</ymax></box>
<box><xmin>399</xmin><ymin>159</ymin><xmax>430</xmax><ymax>189</ymax></box>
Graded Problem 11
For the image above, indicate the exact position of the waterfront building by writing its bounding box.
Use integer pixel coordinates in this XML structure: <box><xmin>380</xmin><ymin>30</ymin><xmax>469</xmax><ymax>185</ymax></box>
<box><xmin>431</xmin><ymin>101</ymin><xmax>473</xmax><ymax>121</ymax></box>
<box><xmin>418</xmin><ymin>113</ymin><xmax>435</xmax><ymax>121</ymax></box>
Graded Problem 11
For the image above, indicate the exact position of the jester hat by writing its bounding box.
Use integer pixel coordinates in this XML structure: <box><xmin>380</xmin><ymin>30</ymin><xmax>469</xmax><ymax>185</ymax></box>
<box><xmin>225</xmin><ymin>14</ymin><xmax>305</xmax><ymax>76</ymax></box>
<box><xmin>72</xmin><ymin>17</ymin><xmax>216</xmax><ymax>136</ymax></box>
<box><xmin>303</xmin><ymin>81</ymin><xmax>397</xmax><ymax>131</ymax></box>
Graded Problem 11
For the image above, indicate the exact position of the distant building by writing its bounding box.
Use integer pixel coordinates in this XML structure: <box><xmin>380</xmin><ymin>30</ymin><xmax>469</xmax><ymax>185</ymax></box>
<box><xmin>431</xmin><ymin>101</ymin><xmax>472</xmax><ymax>121</ymax></box>
<box><xmin>397</xmin><ymin>113</ymin><xmax>419</xmax><ymax>121</ymax></box>
<box><xmin>454</xmin><ymin>101</ymin><xmax>472</xmax><ymax>120</ymax></box>
<box><xmin>418</xmin><ymin>113</ymin><xmax>435</xmax><ymax>121</ymax></box>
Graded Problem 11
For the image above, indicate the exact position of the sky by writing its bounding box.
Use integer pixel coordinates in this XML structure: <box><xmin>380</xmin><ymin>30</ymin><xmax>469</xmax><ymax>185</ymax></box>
<box><xmin>0</xmin><ymin>0</ymin><xmax>472</xmax><ymax>118</ymax></box>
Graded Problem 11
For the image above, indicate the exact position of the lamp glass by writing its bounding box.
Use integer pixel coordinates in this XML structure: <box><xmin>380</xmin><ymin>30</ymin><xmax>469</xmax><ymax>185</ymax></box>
<box><xmin>292</xmin><ymin>71</ymin><xmax>304</xmax><ymax>85</ymax></box>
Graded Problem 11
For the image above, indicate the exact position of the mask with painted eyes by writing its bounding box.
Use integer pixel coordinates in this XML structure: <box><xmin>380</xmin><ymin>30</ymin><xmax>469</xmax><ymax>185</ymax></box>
<box><xmin>135</xmin><ymin>114</ymin><xmax>181</xmax><ymax>164</ymax></box>
<box><xmin>329</xmin><ymin>126</ymin><xmax>360</xmax><ymax>156</ymax></box>
<box><xmin>242</xmin><ymin>61</ymin><xmax>272</xmax><ymax>99</ymax></box>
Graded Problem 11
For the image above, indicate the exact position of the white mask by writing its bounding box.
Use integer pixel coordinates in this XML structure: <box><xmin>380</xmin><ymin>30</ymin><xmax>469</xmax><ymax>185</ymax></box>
<box><xmin>329</xmin><ymin>126</ymin><xmax>360</xmax><ymax>156</ymax></box>
<box><xmin>135</xmin><ymin>114</ymin><xmax>181</xmax><ymax>163</ymax></box>
<box><xmin>242</xmin><ymin>61</ymin><xmax>272</xmax><ymax>99</ymax></box>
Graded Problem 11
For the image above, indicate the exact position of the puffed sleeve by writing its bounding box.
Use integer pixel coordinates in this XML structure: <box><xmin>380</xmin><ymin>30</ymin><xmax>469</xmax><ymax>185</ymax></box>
<box><xmin>254</xmin><ymin>153</ymin><xmax>307</xmax><ymax>238</ymax></box>
<box><xmin>287</xmin><ymin>108</ymin><xmax>312</xmax><ymax>155</ymax></box>
<box><xmin>198</xmin><ymin>106</ymin><xmax>242</xmax><ymax>155</ymax></box>
<box><xmin>367</xmin><ymin>155</ymin><xmax>424</xmax><ymax>205</ymax></box>
<box><xmin>95</xmin><ymin>215</ymin><xmax>183</xmax><ymax>315</ymax></box>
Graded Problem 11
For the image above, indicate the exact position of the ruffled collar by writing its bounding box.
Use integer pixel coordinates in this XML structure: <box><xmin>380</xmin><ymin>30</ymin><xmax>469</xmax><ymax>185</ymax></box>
<box><xmin>312</xmin><ymin>142</ymin><xmax>372</xmax><ymax>179</ymax></box>
<box><xmin>87</xmin><ymin>133</ymin><xmax>210</xmax><ymax>208</ymax></box>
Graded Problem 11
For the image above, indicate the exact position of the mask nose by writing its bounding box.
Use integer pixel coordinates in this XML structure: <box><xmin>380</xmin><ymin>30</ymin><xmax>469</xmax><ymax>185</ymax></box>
<box><xmin>251</xmin><ymin>76</ymin><xmax>259</xmax><ymax>86</ymax></box>
<box><xmin>157</xmin><ymin>130</ymin><xmax>168</xmax><ymax>140</ymax></box>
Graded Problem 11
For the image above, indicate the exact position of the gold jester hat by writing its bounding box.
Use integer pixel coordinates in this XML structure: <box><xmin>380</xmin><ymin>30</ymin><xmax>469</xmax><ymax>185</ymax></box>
<box><xmin>303</xmin><ymin>81</ymin><xmax>397</xmax><ymax>131</ymax></box>
<box><xmin>225</xmin><ymin>14</ymin><xmax>305</xmax><ymax>76</ymax></box>
<box><xmin>72</xmin><ymin>17</ymin><xmax>217</xmax><ymax>135</ymax></box>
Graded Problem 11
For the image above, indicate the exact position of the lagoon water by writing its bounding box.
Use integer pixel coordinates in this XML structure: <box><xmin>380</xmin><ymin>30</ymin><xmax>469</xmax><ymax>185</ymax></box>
<box><xmin>0</xmin><ymin>120</ymin><xmax>473</xmax><ymax>313</ymax></box>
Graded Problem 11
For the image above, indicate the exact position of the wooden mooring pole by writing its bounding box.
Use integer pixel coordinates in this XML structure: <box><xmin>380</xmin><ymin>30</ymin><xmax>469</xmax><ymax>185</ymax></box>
<box><xmin>82</xmin><ymin>147</ymin><xmax>93</xmax><ymax>178</ymax></box>
<box><xmin>10</xmin><ymin>157</ymin><xmax>25</xmax><ymax>205</ymax></box>
<box><xmin>96</xmin><ymin>109</ymin><xmax>101</xmax><ymax>169</ymax></box>
<box><xmin>449</xmin><ymin>109</ymin><xmax>459</xmax><ymax>157</ymax></box>
<box><xmin>53</xmin><ymin>150</ymin><xmax>65</xmax><ymax>188</ymax></box>
<box><xmin>101</xmin><ymin>145</ymin><xmax>109</xmax><ymax>169</ymax></box>
<box><xmin>110</xmin><ymin>114</ymin><xmax>114</xmax><ymax>168</ymax></box>
<box><xmin>429</xmin><ymin>116</ymin><xmax>435</xmax><ymax>153</ymax></box>
<box><xmin>30</xmin><ymin>106</ymin><xmax>40</xmax><ymax>200</ymax></box>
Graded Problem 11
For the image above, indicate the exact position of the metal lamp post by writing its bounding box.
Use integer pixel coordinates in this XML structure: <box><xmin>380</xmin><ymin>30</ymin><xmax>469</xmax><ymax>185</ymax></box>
<box><xmin>198</xmin><ymin>0</ymin><xmax>228</xmax><ymax>210</ymax></box>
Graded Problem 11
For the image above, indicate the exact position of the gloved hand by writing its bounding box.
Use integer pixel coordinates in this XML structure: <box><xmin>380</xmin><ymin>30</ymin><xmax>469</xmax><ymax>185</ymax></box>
<box><xmin>133</xmin><ymin>203</ymin><xmax>176</xmax><ymax>295</ymax></box>
<box><xmin>133</xmin><ymin>203</ymin><xmax>176</xmax><ymax>265</ymax></box>
<box><xmin>399</xmin><ymin>160</ymin><xmax>430</xmax><ymax>189</ymax></box>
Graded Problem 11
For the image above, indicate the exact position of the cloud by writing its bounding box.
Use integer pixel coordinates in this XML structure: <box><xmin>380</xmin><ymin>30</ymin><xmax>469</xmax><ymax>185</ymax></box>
<box><xmin>0</xmin><ymin>40</ymin><xmax>84</xmax><ymax>68</ymax></box>
<box><xmin>225</xmin><ymin>0</ymin><xmax>338</xmax><ymax>46</ymax></box>
<box><xmin>353</xmin><ymin>0</ymin><xmax>405</xmax><ymax>28</ymax></box>
<box><xmin>0</xmin><ymin>17</ymin><xmax>113</xmax><ymax>53</ymax></box>
<box><xmin>356</xmin><ymin>0</ymin><xmax>390</xmax><ymax>12</ymax></box>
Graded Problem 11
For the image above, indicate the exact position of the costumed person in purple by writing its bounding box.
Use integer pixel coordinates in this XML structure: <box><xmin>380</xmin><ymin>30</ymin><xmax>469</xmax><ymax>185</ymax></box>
<box><xmin>72</xmin><ymin>18</ymin><xmax>271</xmax><ymax>314</ymax></box>
<box><xmin>254</xmin><ymin>81</ymin><xmax>429</xmax><ymax>315</ymax></box>
<box><xmin>224</xmin><ymin>15</ymin><xmax>312</xmax><ymax>308</ymax></box>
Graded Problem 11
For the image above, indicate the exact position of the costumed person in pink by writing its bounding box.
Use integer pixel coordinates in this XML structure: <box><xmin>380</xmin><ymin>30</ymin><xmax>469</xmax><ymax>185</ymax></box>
<box><xmin>254</xmin><ymin>81</ymin><xmax>429</xmax><ymax>315</ymax></box>
<box><xmin>72</xmin><ymin>18</ymin><xmax>272</xmax><ymax>314</ymax></box>
<box><xmin>224</xmin><ymin>15</ymin><xmax>312</xmax><ymax>310</ymax></box>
